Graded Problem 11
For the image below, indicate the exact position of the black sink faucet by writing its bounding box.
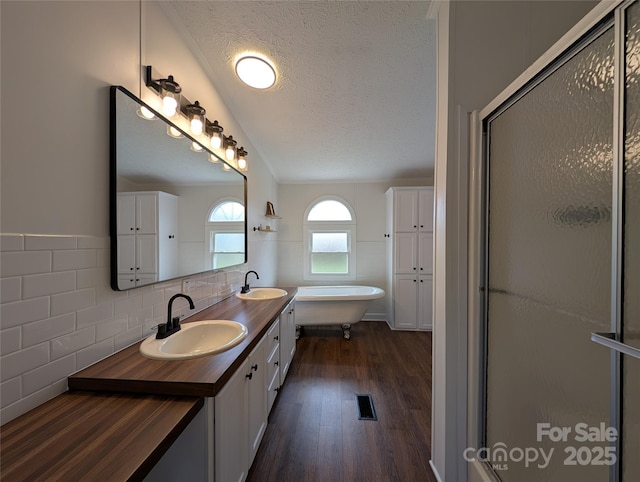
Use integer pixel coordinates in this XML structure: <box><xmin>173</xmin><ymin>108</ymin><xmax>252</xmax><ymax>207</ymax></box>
<box><xmin>156</xmin><ymin>293</ymin><xmax>195</xmax><ymax>339</ymax></box>
<box><xmin>241</xmin><ymin>271</ymin><xmax>259</xmax><ymax>294</ymax></box>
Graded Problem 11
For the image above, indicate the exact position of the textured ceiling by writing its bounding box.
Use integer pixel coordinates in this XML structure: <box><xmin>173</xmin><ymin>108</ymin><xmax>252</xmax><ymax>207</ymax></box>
<box><xmin>162</xmin><ymin>1</ymin><xmax>436</xmax><ymax>183</ymax></box>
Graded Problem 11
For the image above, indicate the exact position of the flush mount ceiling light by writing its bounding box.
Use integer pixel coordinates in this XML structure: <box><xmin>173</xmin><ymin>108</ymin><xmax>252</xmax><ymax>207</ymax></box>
<box><xmin>235</xmin><ymin>56</ymin><xmax>276</xmax><ymax>89</ymax></box>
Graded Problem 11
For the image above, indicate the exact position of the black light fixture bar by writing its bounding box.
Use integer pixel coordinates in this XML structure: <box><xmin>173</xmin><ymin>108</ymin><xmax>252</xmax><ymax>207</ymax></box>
<box><xmin>144</xmin><ymin>65</ymin><xmax>248</xmax><ymax>172</ymax></box>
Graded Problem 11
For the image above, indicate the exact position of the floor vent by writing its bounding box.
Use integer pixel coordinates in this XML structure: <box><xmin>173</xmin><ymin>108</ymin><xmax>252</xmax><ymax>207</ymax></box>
<box><xmin>356</xmin><ymin>394</ymin><xmax>378</xmax><ymax>421</ymax></box>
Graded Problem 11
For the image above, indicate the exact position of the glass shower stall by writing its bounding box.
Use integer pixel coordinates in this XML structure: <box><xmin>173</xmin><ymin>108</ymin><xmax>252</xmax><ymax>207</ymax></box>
<box><xmin>478</xmin><ymin>1</ymin><xmax>639</xmax><ymax>480</ymax></box>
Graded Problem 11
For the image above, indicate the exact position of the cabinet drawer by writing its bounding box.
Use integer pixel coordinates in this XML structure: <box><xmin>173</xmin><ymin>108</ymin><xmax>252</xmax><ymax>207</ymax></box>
<box><xmin>266</xmin><ymin>319</ymin><xmax>280</xmax><ymax>359</ymax></box>
<box><xmin>267</xmin><ymin>342</ymin><xmax>280</xmax><ymax>383</ymax></box>
<box><xmin>267</xmin><ymin>367</ymin><xmax>280</xmax><ymax>414</ymax></box>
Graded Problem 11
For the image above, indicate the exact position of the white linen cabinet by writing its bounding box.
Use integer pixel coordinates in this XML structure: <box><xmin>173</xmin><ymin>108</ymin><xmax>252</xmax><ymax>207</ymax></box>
<box><xmin>116</xmin><ymin>191</ymin><xmax>178</xmax><ymax>288</ymax></box>
<box><xmin>385</xmin><ymin>187</ymin><xmax>434</xmax><ymax>330</ymax></box>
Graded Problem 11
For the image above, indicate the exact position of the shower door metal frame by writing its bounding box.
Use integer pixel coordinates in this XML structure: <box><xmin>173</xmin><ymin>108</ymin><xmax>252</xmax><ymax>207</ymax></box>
<box><xmin>467</xmin><ymin>1</ymin><xmax>632</xmax><ymax>481</ymax></box>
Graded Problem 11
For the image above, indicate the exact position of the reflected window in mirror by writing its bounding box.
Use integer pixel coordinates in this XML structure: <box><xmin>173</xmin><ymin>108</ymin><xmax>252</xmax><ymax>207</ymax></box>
<box><xmin>207</xmin><ymin>199</ymin><xmax>245</xmax><ymax>270</ymax></box>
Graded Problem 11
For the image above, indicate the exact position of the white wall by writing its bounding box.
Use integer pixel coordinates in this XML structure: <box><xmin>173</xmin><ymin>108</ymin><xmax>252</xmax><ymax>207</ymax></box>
<box><xmin>431</xmin><ymin>1</ymin><xmax>599</xmax><ymax>481</ymax></box>
<box><xmin>0</xmin><ymin>1</ymin><xmax>278</xmax><ymax>423</ymax></box>
<box><xmin>276</xmin><ymin>178</ymin><xmax>432</xmax><ymax>317</ymax></box>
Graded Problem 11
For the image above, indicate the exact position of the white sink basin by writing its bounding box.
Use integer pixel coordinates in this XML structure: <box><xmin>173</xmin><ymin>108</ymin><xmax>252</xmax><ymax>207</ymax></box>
<box><xmin>139</xmin><ymin>320</ymin><xmax>248</xmax><ymax>360</ymax></box>
<box><xmin>235</xmin><ymin>288</ymin><xmax>288</xmax><ymax>301</ymax></box>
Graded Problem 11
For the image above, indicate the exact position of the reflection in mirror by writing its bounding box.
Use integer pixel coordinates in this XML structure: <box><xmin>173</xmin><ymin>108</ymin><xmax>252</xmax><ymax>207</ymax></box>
<box><xmin>110</xmin><ymin>86</ymin><xmax>247</xmax><ymax>291</ymax></box>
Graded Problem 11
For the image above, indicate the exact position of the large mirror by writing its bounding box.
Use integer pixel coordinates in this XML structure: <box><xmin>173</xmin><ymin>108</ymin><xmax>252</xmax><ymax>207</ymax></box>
<box><xmin>110</xmin><ymin>86</ymin><xmax>247</xmax><ymax>291</ymax></box>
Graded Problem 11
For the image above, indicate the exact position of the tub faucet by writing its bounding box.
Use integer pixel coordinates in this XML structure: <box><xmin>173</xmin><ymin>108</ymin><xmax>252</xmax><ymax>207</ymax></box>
<box><xmin>157</xmin><ymin>293</ymin><xmax>195</xmax><ymax>339</ymax></box>
<box><xmin>241</xmin><ymin>271</ymin><xmax>259</xmax><ymax>293</ymax></box>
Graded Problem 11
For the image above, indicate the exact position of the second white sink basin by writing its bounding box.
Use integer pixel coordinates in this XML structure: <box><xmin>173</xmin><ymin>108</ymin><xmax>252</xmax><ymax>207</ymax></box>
<box><xmin>140</xmin><ymin>320</ymin><xmax>248</xmax><ymax>360</ymax></box>
<box><xmin>235</xmin><ymin>288</ymin><xmax>288</xmax><ymax>301</ymax></box>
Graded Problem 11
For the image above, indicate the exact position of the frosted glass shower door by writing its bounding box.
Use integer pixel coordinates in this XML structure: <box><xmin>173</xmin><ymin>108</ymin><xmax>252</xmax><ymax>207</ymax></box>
<box><xmin>484</xmin><ymin>22</ymin><xmax>615</xmax><ymax>482</ymax></box>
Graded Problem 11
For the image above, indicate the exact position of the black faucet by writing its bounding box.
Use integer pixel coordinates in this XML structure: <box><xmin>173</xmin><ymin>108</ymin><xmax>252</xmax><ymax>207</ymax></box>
<box><xmin>241</xmin><ymin>271</ymin><xmax>259</xmax><ymax>294</ymax></box>
<box><xmin>156</xmin><ymin>293</ymin><xmax>195</xmax><ymax>339</ymax></box>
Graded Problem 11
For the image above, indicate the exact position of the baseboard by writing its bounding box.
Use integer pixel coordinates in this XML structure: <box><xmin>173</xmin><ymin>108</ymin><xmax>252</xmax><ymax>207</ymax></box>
<box><xmin>362</xmin><ymin>311</ymin><xmax>386</xmax><ymax>322</ymax></box>
<box><xmin>385</xmin><ymin>324</ymin><xmax>433</xmax><ymax>332</ymax></box>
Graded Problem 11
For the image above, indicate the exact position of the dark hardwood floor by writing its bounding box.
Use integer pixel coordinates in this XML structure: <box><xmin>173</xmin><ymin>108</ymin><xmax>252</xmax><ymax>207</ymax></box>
<box><xmin>247</xmin><ymin>321</ymin><xmax>437</xmax><ymax>482</ymax></box>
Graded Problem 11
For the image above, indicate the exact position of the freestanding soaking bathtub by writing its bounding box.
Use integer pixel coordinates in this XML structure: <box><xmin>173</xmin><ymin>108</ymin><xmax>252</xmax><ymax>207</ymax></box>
<box><xmin>294</xmin><ymin>285</ymin><xmax>385</xmax><ymax>339</ymax></box>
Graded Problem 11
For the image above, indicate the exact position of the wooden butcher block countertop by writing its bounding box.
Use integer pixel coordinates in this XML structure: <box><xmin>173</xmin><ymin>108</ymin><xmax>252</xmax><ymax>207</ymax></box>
<box><xmin>0</xmin><ymin>391</ymin><xmax>203</xmax><ymax>481</ymax></box>
<box><xmin>68</xmin><ymin>288</ymin><xmax>297</xmax><ymax>398</ymax></box>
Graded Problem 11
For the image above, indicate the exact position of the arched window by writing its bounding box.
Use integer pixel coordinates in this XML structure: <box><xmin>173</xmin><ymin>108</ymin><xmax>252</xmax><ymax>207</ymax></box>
<box><xmin>206</xmin><ymin>199</ymin><xmax>245</xmax><ymax>269</ymax></box>
<box><xmin>307</xmin><ymin>199</ymin><xmax>352</xmax><ymax>221</ymax></box>
<box><xmin>209</xmin><ymin>201</ymin><xmax>244</xmax><ymax>222</ymax></box>
<box><xmin>303</xmin><ymin>197</ymin><xmax>356</xmax><ymax>280</ymax></box>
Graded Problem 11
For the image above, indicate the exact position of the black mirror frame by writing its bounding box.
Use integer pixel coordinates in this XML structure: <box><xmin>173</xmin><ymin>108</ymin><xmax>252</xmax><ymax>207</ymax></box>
<box><xmin>109</xmin><ymin>85</ymin><xmax>248</xmax><ymax>291</ymax></box>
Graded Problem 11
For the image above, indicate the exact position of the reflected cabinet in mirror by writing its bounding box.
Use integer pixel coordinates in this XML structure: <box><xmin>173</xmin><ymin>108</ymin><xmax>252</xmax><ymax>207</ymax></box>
<box><xmin>110</xmin><ymin>86</ymin><xmax>247</xmax><ymax>291</ymax></box>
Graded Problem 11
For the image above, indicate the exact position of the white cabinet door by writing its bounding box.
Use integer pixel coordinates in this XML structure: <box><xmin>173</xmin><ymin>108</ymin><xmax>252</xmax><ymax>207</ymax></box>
<box><xmin>117</xmin><ymin>194</ymin><xmax>136</xmax><ymax>234</ymax></box>
<box><xmin>395</xmin><ymin>233</ymin><xmax>418</xmax><ymax>274</ymax></box>
<box><xmin>117</xmin><ymin>235</ymin><xmax>136</xmax><ymax>273</ymax></box>
<box><xmin>418</xmin><ymin>276</ymin><xmax>433</xmax><ymax>330</ymax></box>
<box><xmin>418</xmin><ymin>188</ymin><xmax>434</xmax><ymax>232</ymax></box>
<box><xmin>394</xmin><ymin>275</ymin><xmax>418</xmax><ymax>330</ymax></box>
<box><xmin>418</xmin><ymin>233</ymin><xmax>433</xmax><ymax>275</ymax></box>
<box><xmin>215</xmin><ymin>359</ymin><xmax>249</xmax><ymax>482</ymax></box>
<box><xmin>394</xmin><ymin>189</ymin><xmax>419</xmax><ymax>232</ymax></box>
<box><xmin>136</xmin><ymin>193</ymin><xmax>158</xmax><ymax>234</ymax></box>
<box><xmin>280</xmin><ymin>302</ymin><xmax>296</xmax><ymax>381</ymax></box>
<box><xmin>158</xmin><ymin>192</ymin><xmax>178</xmax><ymax>280</ymax></box>
<box><xmin>136</xmin><ymin>234</ymin><xmax>157</xmax><ymax>274</ymax></box>
<box><xmin>266</xmin><ymin>344</ymin><xmax>280</xmax><ymax>415</ymax></box>
<box><xmin>247</xmin><ymin>335</ymin><xmax>267</xmax><ymax>466</ymax></box>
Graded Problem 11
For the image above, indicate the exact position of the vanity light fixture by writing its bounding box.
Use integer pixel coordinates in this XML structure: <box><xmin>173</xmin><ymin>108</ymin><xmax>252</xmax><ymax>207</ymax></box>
<box><xmin>224</xmin><ymin>135</ymin><xmax>237</xmax><ymax>161</ymax></box>
<box><xmin>159</xmin><ymin>76</ymin><xmax>181</xmax><ymax>118</ymax></box>
<box><xmin>136</xmin><ymin>105</ymin><xmax>156</xmax><ymax>120</ymax></box>
<box><xmin>186</xmin><ymin>101</ymin><xmax>206</xmax><ymax>136</ymax></box>
<box><xmin>235</xmin><ymin>55</ymin><xmax>276</xmax><ymax>89</ymax></box>
<box><xmin>167</xmin><ymin>125</ymin><xmax>184</xmax><ymax>139</ymax></box>
<box><xmin>237</xmin><ymin>147</ymin><xmax>248</xmax><ymax>172</ymax></box>
<box><xmin>146</xmin><ymin>67</ymin><xmax>182</xmax><ymax>118</ymax></box>
<box><xmin>145</xmin><ymin>65</ymin><xmax>248</xmax><ymax>171</ymax></box>
<box><xmin>191</xmin><ymin>141</ymin><xmax>204</xmax><ymax>152</ymax></box>
<box><xmin>206</xmin><ymin>119</ymin><xmax>224</xmax><ymax>149</ymax></box>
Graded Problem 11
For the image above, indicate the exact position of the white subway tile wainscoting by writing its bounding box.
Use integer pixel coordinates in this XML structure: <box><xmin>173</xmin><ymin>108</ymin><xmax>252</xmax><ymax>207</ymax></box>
<box><xmin>0</xmin><ymin>233</ymin><xmax>245</xmax><ymax>423</ymax></box>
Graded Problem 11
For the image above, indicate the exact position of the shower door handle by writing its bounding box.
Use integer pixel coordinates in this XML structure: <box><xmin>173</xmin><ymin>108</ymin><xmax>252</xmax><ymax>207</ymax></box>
<box><xmin>590</xmin><ymin>332</ymin><xmax>640</xmax><ymax>360</ymax></box>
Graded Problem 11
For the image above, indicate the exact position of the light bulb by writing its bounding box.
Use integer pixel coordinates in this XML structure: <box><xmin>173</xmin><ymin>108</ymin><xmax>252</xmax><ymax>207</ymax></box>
<box><xmin>210</xmin><ymin>133</ymin><xmax>222</xmax><ymax>149</ymax></box>
<box><xmin>226</xmin><ymin>146</ymin><xmax>235</xmax><ymax>160</ymax></box>
<box><xmin>162</xmin><ymin>96</ymin><xmax>178</xmax><ymax>117</ymax></box>
<box><xmin>222</xmin><ymin>162</ymin><xmax>231</xmax><ymax>171</ymax></box>
<box><xmin>236</xmin><ymin>147</ymin><xmax>248</xmax><ymax>171</ymax></box>
<box><xmin>158</xmin><ymin>75</ymin><xmax>181</xmax><ymax>118</ymax></box>
<box><xmin>191</xmin><ymin>141</ymin><xmax>203</xmax><ymax>152</ymax></box>
<box><xmin>191</xmin><ymin>118</ymin><xmax>204</xmax><ymax>136</ymax></box>
<box><xmin>167</xmin><ymin>125</ymin><xmax>183</xmax><ymax>138</ymax></box>
<box><xmin>137</xmin><ymin>106</ymin><xmax>156</xmax><ymax>120</ymax></box>
<box><xmin>209</xmin><ymin>154</ymin><xmax>220</xmax><ymax>163</ymax></box>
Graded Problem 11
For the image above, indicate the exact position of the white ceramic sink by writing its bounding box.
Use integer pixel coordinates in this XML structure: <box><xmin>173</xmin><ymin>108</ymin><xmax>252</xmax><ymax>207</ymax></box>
<box><xmin>139</xmin><ymin>320</ymin><xmax>248</xmax><ymax>360</ymax></box>
<box><xmin>235</xmin><ymin>287</ymin><xmax>288</xmax><ymax>301</ymax></box>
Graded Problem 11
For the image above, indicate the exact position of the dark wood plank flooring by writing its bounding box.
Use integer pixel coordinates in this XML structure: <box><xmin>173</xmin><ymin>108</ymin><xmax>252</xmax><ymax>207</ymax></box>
<box><xmin>247</xmin><ymin>321</ymin><xmax>437</xmax><ymax>482</ymax></box>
